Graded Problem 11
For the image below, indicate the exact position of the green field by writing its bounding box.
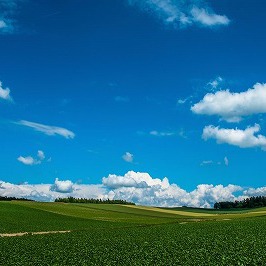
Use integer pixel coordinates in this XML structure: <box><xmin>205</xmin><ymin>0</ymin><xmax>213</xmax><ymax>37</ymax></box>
<box><xmin>1</xmin><ymin>201</ymin><xmax>266</xmax><ymax>265</ymax></box>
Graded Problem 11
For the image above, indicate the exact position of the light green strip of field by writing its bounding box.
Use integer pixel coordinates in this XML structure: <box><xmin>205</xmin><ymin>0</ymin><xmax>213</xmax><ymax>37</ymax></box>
<box><xmin>125</xmin><ymin>205</ymin><xmax>214</xmax><ymax>217</ymax></box>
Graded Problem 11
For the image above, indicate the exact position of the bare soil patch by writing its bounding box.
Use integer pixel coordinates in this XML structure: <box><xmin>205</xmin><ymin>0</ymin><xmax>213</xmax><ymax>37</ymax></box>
<box><xmin>0</xmin><ymin>230</ymin><xmax>71</xmax><ymax>237</ymax></box>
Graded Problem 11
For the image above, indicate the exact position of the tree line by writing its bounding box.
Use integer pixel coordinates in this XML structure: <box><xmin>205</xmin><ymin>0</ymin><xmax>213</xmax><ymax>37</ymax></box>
<box><xmin>55</xmin><ymin>197</ymin><xmax>135</xmax><ymax>205</ymax></box>
<box><xmin>214</xmin><ymin>196</ymin><xmax>266</xmax><ymax>209</ymax></box>
<box><xmin>0</xmin><ymin>196</ymin><xmax>34</xmax><ymax>201</ymax></box>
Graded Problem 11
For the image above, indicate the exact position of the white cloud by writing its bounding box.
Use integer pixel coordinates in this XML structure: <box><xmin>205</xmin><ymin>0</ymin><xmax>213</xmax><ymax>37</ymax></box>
<box><xmin>1</xmin><ymin>171</ymin><xmax>264</xmax><ymax>208</ymax></box>
<box><xmin>17</xmin><ymin>150</ymin><xmax>46</xmax><ymax>166</ymax></box>
<box><xmin>17</xmin><ymin>120</ymin><xmax>75</xmax><ymax>139</ymax></box>
<box><xmin>17</xmin><ymin>156</ymin><xmax>38</xmax><ymax>166</ymax></box>
<box><xmin>102</xmin><ymin>171</ymin><xmax>169</xmax><ymax>189</ymax></box>
<box><xmin>0</xmin><ymin>180</ymin><xmax>106</xmax><ymax>202</ymax></box>
<box><xmin>243</xmin><ymin>187</ymin><xmax>266</xmax><ymax>197</ymax></box>
<box><xmin>0</xmin><ymin>81</ymin><xmax>13</xmax><ymax>101</ymax></box>
<box><xmin>122</xmin><ymin>152</ymin><xmax>134</xmax><ymax>163</ymax></box>
<box><xmin>127</xmin><ymin>0</ymin><xmax>230</xmax><ymax>29</ymax></box>
<box><xmin>191</xmin><ymin>83</ymin><xmax>266</xmax><ymax>122</ymax></box>
<box><xmin>202</xmin><ymin>124</ymin><xmax>266</xmax><ymax>150</ymax></box>
<box><xmin>102</xmin><ymin>171</ymin><xmax>242</xmax><ymax>208</ymax></box>
<box><xmin>191</xmin><ymin>7</ymin><xmax>230</xmax><ymax>27</ymax></box>
<box><xmin>224</xmin><ymin>156</ymin><xmax>229</xmax><ymax>166</ymax></box>
<box><xmin>51</xmin><ymin>178</ymin><xmax>74</xmax><ymax>193</ymax></box>
<box><xmin>37</xmin><ymin>150</ymin><xmax>45</xmax><ymax>160</ymax></box>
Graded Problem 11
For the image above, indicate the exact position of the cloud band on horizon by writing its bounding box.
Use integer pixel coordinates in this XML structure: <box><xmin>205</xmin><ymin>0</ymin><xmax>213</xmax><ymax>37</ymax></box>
<box><xmin>1</xmin><ymin>171</ymin><xmax>264</xmax><ymax>208</ymax></box>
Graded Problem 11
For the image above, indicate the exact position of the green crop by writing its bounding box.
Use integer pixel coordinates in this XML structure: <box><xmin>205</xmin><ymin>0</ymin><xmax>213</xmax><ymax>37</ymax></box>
<box><xmin>0</xmin><ymin>201</ymin><xmax>266</xmax><ymax>265</ymax></box>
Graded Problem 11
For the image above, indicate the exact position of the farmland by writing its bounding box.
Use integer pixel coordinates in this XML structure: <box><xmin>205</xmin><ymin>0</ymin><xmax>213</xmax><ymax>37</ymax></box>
<box><xmin>0</xmin><ymin>201</ymin><xmax>266</xmax><ymax>265</ymax></box>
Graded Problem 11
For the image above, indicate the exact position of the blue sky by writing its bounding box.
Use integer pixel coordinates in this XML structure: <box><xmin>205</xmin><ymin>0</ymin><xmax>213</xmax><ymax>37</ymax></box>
<box><xmin>1</xmin><ymin>0</ymin><xmax>266</xmax><ymax>206</ymax></box>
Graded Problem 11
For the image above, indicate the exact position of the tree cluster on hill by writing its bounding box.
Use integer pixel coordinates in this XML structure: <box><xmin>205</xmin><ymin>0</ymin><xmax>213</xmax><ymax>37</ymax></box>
<box><xmin>214</xmin><ymin>196</ymin><xmax>266</xmax><ymax>209</ymax></box>
<box><xmin>0</xmin><ymin>196</ymin><xmax>34</xmax><ymax>201</ymax></box>
<box><xmin>55</xmin><ymin>197</ymin><xmax>135</xmax><ymax>205</ymax></box>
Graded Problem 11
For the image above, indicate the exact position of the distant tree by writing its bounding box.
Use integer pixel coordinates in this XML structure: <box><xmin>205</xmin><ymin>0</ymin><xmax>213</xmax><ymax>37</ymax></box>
<box><xmin>214</xmin><ymin>196</ymin><xmax>266</xmax><ymax>209</ymax></box>
<box><xmin>0</xmin><ymin>196</ymin><xmax>34</xmax><ymax>201</ymax></box>
<box><xmin>54</xmin><ymin>197</ymin><xmax>135</xmax><ymax>205</ymax></box>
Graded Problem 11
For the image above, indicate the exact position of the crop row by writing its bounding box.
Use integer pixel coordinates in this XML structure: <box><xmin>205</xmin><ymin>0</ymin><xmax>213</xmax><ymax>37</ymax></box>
<box><xmin>0</xmin><ymin>216</ymin><xmax>265</xmax><ymax>265</ymax></box>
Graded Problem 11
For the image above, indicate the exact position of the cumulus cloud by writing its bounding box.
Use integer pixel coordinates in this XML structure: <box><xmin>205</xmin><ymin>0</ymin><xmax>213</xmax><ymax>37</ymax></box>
<box><xmin>122</xmin><ymin>152</ymin><xmax>134</xmax><ymax>163</ymax></box>
<box><xmin>17</xmin><ymin>156</ymin><xmax>38</xmax><ymax>166</ymax></box>
<box><xmin>17</xmin><ymin>120</ymin><xmax>75</xmax><ymax>139</ymax></box>
<box><xmin>102</xmin><ymin>171</ymin><xmax>242</xmax><ymax>208</ymax></box>
<box><xmin>0</xmin><ymin>171</ymin><xmax>264</xmax><ymax>208</ymax></box>
<box><xmin>50</xmin><ymin>178</ymin><xmax>74</xmax><ymax>193</ymax></box>
<box><xmin>0</xmin><ymin>81</ymin><xmax>13</xmax><ymax>101</ymax></box>
<box><xmin>127</xmin><ymin>0</ymin><xmax>230</xmax><ymax>29</ymax></box>
<box><xmin>102</xmin><ymin>171</ymin><xmax>169</xmax><ymax>189</ymax></box>
<box><xmin>17</xmin><ymin>150</ymin><xmax>46</xmax><ymax>165</ymax></box>
<box><xmin>202</xmin><ymin>124</ymin><xmax>266</xmax><ymax>150</ymax></box>
<box><xmin>191</xmin><ymin>83</ymin><xmax>266</xmax><ymax>122</ymax></box>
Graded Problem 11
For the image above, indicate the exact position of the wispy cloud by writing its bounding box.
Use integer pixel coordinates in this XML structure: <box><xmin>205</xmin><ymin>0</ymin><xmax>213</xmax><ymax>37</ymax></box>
<box><xmin>150</xmin><ymin>129</ymin><xmax>187</xmax><ymax>138</ymax></box>
<box><xmin>127</xmin><ymin>0</ymin><xmax>230</xmax><ymax>29</ymax></box>
<box><xmin>0</xmin><ymin>0</ymin><xmax>21</xmax><ymax>34</ymax></box>
<box><xmin>17</xmin><ymin>120</ymin><xmax>75</xmax><ymax>139</ymax></box>
<box><xmin>200</xmin><ymin>157</ymin><xmax>229</xmax><ymax>166</ymax></box>
<box><xmin>150</xmin><ymin>130</ymin><xmax>175</xmax><ymax>137</ymax></box>
<box><xmin>177</xmin><ymin>96</ymin><xmax>192</xmax><ymax>105</ymax></box>
<box><xmin>122</xmin><ymin>152</ymin><xmax>134</xmax><ymax>163</ymax></box>
<box><xmin>190</xmin><ymin>7</ymin><xmax>230</xmax><ymax>27</ymax></box>
<box><xmin>202</xmin><ymin>124</ymin><xmax>266</xmax><ymax>151</ymax></box>
<box><xmin>191</xmin><ymin>83</ymin><xmax>266</xmax><ymax>123</ymax></box>
<box><xmin>0</xmin><ymin>20</ymin><xmax>7</xmax><ymax>29</ymax></box>
<box><xmin>200</xmin><ymin>160</ymin><xmax>213</xmax><ymax>166</ymax></box>
<box><xmin>0</xmin><ymin>81</ymin><xmax>13</xmax><ymax>102</ymax></box>
<box><xmin>207</xmin><ymin>76</ymin><xmax>223</xmax><ymax>91</ymax></box>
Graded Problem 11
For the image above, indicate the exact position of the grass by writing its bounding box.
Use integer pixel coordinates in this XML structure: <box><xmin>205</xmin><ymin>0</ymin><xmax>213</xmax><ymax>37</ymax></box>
<box><xmin>1</xmin><ymin>201</ymin><xmax>266</xmax><ymax>265</ymax></box>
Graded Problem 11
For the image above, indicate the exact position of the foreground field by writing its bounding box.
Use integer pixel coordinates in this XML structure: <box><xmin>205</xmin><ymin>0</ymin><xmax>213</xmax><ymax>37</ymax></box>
<box><xmin>0</xmin><ymin>201</ymin><xmax>266</xmax><ymax>265</ymax></box>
